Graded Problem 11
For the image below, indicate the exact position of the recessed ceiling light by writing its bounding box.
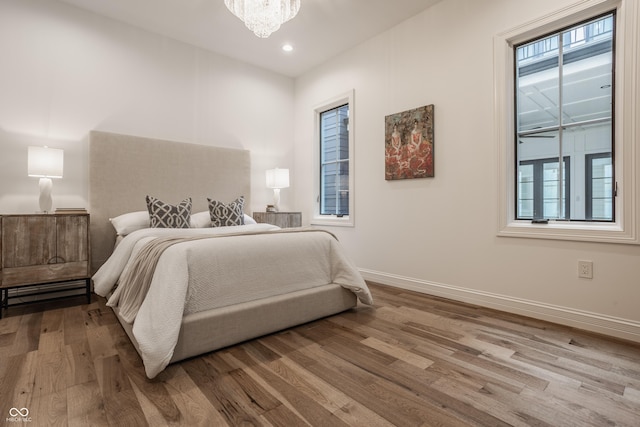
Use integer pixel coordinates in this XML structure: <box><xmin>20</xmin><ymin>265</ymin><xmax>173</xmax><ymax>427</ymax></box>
<box><xmin>282</xmin><ymin>44</ymin><xmax>294</xmax><ymax>52</ymax></box>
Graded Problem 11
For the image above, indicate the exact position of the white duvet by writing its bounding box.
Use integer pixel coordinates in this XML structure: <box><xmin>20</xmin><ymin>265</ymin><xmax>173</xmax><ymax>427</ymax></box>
<box><xmin>92</xmin><ymin>224</ymin><xmax>373</xmax><ymax>378</ymax></box>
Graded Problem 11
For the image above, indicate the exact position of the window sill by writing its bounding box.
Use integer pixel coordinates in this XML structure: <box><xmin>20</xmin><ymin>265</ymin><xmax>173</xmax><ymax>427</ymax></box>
<box><xmin>311</xmin><ymin>216</ymin><xmax>354</xmax><ymax>228</ymax></box>
<box><xmin>498</xmin><ymin>220</ymin><xmax>638</xmax><ymax>244</ymax></box>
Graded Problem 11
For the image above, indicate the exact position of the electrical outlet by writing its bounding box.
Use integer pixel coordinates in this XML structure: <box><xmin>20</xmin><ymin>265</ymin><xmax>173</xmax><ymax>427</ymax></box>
<box><xmin>578</xmin><ymin>260</ymin><xmax>593</xmax><ymax>279</ymax></box>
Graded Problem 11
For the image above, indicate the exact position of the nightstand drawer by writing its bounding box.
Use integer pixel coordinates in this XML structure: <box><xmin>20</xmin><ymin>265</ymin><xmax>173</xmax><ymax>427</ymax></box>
<box><xmin>1</xmin><ymin>261</ymin><xmax>89</xmax><ymax>287</ymax></box>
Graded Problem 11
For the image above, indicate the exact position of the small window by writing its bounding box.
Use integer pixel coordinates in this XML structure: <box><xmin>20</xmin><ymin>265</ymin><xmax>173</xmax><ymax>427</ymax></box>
<box><xmin>320</xmin><ymin>104</ymin><xmax>349</xmax><ymax>216</ymax></box>
<box><xmin>585</xmin><ymin>153</ymin><xmax>613</xmax><ymax>220</ymax></box>
<box><xmin>312</xmin><ymin>90</ymin><xmax>355</xmax><ymax>227</ymax></box>
<box><xmin>518</xmin><ymin>156</ymin><xmax>570</xmax><ymax>220</ymax></box>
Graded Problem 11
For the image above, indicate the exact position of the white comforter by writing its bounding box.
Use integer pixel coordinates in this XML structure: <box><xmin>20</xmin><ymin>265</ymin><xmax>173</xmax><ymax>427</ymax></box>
<box><xmin>92</xmin><ymin>224</ymin><xmax>373</xmax><ymax>378</ymax></box>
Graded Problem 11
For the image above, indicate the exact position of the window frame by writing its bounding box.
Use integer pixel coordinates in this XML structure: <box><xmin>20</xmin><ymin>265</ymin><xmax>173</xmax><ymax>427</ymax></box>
<box><xmin>494</xmin><ymin>0</ymin><xmax>640</xmax><ymax>244</ymax></box>
<box><xmin>312</xmin><ymin>90</ymin><xmax>355</xmax><ymax>227</ymax></box>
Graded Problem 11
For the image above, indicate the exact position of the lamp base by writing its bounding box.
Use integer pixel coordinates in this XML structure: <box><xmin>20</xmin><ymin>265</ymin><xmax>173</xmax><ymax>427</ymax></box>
<box><xmin>39</xmin><ymin>177</ymin><xmax>53</xmax><ymax>213</ymax></box>
<box><xmin>272</xmin><ymin>188</ymin><xmax>281</xmax><ymax>212</ymax></box>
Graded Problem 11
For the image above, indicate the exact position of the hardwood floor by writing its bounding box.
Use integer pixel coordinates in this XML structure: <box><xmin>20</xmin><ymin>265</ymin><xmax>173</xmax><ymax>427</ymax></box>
<box><xmin>1</xmin><ymin>282</ymin><xmax>639</xmax><ymax>426</ymax></box>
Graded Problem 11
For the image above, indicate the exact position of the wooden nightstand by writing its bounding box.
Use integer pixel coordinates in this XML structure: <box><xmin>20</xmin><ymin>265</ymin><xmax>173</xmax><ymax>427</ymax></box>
<box><xmin>0</xmin><ymin>213</ymin><xmax>91</xmax><ymax>318</ymax></box>
<box><xmin>252</xmin><ymin>212</ymin><xmax>302</xmax><ymax>228</ymax></box>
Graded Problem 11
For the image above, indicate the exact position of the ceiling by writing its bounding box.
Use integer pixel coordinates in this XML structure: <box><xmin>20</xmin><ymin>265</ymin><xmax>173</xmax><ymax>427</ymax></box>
<box><xmin>57</xmin><ymin>0</ymin><xmax>442</xmax><ymax>78</ymax></box>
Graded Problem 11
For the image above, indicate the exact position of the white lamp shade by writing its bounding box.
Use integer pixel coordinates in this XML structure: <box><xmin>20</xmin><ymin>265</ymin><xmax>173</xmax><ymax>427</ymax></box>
<box><xmin>266</xmin><ymin>168</ymin><xmax>289</xmax><ymax>189</ymax></box>
<box><xmin>28</xmin><ymin>146</ymin><xmax>64</xmax><ymax>178</ymax></box>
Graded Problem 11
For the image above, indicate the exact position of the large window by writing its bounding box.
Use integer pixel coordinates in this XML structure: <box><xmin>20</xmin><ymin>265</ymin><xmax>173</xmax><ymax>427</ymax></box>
<box><xmin>515</xmin><ymin>14</ymin><xmax>614</xmax><ymax>221</ymax></box>
<box><xmin>313</xmin><ymin>90</ymin><xmax>355</xmax><ymax>227</ymax></box>
<box><xmin>495</xmin><ymin>0</ymin><xmax>640</xmax><ymax>244</ymax></box>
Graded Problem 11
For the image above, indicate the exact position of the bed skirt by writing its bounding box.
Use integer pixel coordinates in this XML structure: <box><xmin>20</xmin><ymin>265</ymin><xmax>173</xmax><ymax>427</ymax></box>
<box><xmin>113</xmin><ymin>283</ymin><xmax>357</xmax><ymax>366</ymax></box>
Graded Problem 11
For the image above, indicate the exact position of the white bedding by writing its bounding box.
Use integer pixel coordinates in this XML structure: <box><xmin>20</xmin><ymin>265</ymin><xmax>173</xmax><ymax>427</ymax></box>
<box><xmin>92</xmin><ymin>224</ymin><xmax>373</xmax><ymax>378</ymax></box>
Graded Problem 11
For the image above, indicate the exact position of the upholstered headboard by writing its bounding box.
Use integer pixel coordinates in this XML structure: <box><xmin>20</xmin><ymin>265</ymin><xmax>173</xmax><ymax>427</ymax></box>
<box><xmin>88</xmin><ymin>130</ymin><xmax>251</xmax><ymax>272</ymax></box>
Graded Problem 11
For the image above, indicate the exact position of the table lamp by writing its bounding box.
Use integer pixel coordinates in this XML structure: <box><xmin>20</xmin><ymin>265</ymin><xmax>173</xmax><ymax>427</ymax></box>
<box><xmin>28</xmin><ymin>146</ymin><xmax>63</xmax><ymax>213</ymax></box>
<box><xmin>266</xmin><ymin>168</ymin><xmax>289</xmax><ymax>212</ymax></box>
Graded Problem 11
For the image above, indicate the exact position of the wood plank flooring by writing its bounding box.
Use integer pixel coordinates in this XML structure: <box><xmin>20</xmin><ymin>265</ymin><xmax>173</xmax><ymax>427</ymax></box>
<box><xmin>1</xmin><ymin>282</ymin><xmax>639</xmax><ymax>426</ymax></box>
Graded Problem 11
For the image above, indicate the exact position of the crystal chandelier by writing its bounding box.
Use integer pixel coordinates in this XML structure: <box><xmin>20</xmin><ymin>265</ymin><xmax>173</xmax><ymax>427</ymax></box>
<box><xmin>224</xmin><ymin>0</ymin><xmax>300</xmax><ymax>38</ymax></box>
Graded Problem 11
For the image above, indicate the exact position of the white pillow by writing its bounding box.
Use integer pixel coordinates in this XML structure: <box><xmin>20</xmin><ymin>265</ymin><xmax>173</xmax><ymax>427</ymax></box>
<box><xmin>109</xmin><ymin>211</ymin><xmax>150</xmax><ymax>236</ymax></box>
<box><xmin>190</xmin><ymin>211</ymin><xmax>211</xmax><ymax>228</ymax></box>
<box><xmin>190</xmin><ymin>211</ymin><xmax>257</xmax><ymax>227</ymax></box>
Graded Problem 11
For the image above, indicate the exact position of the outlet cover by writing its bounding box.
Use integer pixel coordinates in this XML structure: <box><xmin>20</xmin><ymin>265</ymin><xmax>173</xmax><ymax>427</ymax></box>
<box><xmin>578</xmin><ymin>260</ymin><xmax>593</xmax><ymax>279</ymax></box>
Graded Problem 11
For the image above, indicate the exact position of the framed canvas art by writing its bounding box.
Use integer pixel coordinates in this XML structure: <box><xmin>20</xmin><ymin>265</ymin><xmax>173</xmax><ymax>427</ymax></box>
<box><xmin>385</xmin><ymin>104</ymin><xmax>434</xmax><ymax>180</ymax></box>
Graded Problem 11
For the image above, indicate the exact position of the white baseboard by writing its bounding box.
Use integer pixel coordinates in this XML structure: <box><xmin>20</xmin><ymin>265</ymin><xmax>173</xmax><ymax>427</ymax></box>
<box><xmin>359</xmin><ymin>269</ymin><xmax>640</xmax><ymax>344</ymax></box>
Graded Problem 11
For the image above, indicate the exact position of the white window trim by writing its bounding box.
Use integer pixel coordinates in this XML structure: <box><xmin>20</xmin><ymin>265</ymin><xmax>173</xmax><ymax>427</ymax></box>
<box><xmin>494</xmin><ymin>0</ymin><xmax>640</xmax><ymax>244</ymax></box>
<box><xmin>311</xmin><ymin>89</ymin><xmax>355</xmax><ymax>227</ymax></box>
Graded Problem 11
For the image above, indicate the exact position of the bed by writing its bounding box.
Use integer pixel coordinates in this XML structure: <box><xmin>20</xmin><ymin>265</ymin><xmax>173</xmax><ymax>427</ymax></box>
<box><xmin>88</xmin><ymin>131</ymin><xmax>372</xmax><ymax>378</ymax></box>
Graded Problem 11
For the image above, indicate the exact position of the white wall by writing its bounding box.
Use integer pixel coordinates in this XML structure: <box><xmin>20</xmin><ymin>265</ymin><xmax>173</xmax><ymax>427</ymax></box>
<box><xmin>294</xmin><ymin>0</ymin><xmax>640</xmax><ymax>341</ymax></box>
<box><xmin>0</xmin><ymin>0</ymin><xmax>295</xmax><ymax>214</ymax></box>
<box><xmin>2</xmin><ymin>0</ymin><xmax>638</xmax><ymax>342</ymax></box>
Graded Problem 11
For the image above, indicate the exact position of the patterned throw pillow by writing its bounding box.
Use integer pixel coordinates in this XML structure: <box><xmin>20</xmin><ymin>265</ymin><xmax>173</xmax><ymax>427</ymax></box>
<box><xmin>208</xmin><ymin>196</ymin><xmax>245</xmax><ymax>227</ymax></box>
<box><xmin>146</xmin><ymin>196</ymin><xmax>192</xmax><ymax>228</ymax></box>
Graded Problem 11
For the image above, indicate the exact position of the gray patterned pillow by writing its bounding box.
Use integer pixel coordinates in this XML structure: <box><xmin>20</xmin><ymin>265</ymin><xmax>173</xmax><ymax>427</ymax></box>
<box><xmin>146</xmin><ymin>196</ymin><xmax>192</xmax><ymax>228</ymax></box>
<box><xmin>208</xmin><ymin>196</ymin><xmax>245</xmax><ymax>227</ymax></box>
